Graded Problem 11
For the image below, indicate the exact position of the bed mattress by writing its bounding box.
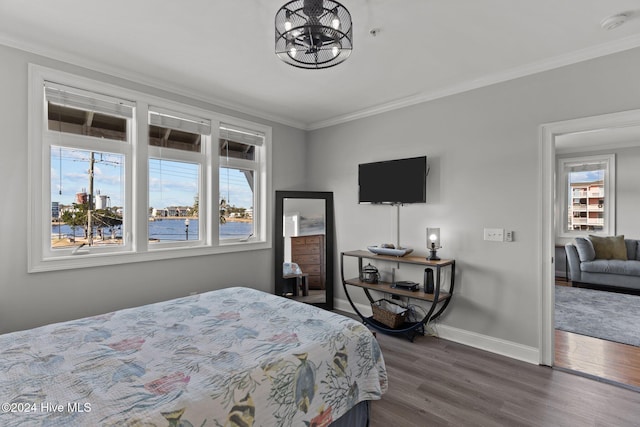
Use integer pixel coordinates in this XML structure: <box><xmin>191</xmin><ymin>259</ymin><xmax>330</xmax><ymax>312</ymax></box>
<box><xmin>0</xmin><ymin>286</ymin><xmax>387</xmax><ymax>426</ymax></box>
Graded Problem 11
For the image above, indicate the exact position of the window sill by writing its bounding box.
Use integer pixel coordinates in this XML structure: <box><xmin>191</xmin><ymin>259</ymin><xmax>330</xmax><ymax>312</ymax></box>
<box><xmin>29</xmin><ymin>240</ymin><xmax>271</xmax><ymax>273</ymax></box>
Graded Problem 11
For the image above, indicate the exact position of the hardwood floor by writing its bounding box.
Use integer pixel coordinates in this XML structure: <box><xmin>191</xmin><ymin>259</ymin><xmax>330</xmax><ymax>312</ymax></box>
<box><xmin>369</xmin><ymin>332</ymin><xmax>640</xmax><ymax>427</ymax></box>
<box><xmin>554</xmin><ymin>277</ymin><xmax>640</xmax><ymax>391</ymax></box>
<box><xmin>555</xmin><ymin>329</ymin><xmax>640</xmax><ymax>389</ymax></box>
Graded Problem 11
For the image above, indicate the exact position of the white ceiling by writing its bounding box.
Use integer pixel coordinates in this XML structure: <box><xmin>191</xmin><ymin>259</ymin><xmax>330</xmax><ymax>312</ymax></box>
<box><xmin>556</xmin><ymin>125</ymin><xmax>640</xmax><ymax>154</ymax></box>
<box><xmin>1</xmin><ymin>0</ymin><xmax>640</xmax><ymax>130</ymax></box>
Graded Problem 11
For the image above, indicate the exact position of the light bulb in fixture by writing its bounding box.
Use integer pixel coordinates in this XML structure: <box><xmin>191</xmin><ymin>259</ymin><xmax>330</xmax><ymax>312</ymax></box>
<box><xmin>286</xmin><ymin>38</ymin><xmax>297</xmax><ymax>58</ymax></box>
<box><xmin>426</xmin><ymin>227</ymin><xmax>441</xmax><ymax>261</ymax></box>
<box><xmin>332</xmin><ymin>46</ymin><xmax>339</xmax><ymax>57</ymax></box>
<box><xmin>284</xmin><ymin>11</ymin><xmax>293</xmax><ymax>31</ymax></box>
<box><xmin>331</xmin><ymin>8</ymin><xmax>341</xmax><ymax>29</ymax></box>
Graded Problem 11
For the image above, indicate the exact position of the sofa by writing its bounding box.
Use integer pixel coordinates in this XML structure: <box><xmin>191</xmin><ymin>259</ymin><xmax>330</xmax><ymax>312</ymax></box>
<box><xmin>565</xmin><ymin>235</ymin><xmax>640</xmax><ymax>293</ymax></box>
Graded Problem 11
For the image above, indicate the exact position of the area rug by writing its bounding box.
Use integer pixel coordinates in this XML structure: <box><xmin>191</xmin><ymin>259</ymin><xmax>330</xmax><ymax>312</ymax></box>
<box><xmin>555</xmin><ymin>285</ymin><xmax>640</xmax><ymax>347</ymax></box>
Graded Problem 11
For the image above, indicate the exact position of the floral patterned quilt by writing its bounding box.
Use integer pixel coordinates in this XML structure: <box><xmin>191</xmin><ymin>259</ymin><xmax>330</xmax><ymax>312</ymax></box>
<box><xmin>0</xmin><ymin>287</ymin><xmax>387</xmax><ymax>427</ymax></box>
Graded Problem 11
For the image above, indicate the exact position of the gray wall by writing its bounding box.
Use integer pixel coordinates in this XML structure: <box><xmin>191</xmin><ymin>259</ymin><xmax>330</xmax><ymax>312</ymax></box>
<box><xmin>0</xmin><ymin>43</ymin><xmax>307</xmax><ymax>334</ymax></box>
<box><xmin>3</xmin><ymin>39</ymin><xmax>640</xmax><ymax>357</ymax></box>
<box><xmin>307</xmin><ymin>47</ymin><xmax>640</xmax><ymax>350</ymax></box>
<box><xmin>616</xmin><ymin>146</ymin><xmax>640</xmax><ymax>237</ymax></box>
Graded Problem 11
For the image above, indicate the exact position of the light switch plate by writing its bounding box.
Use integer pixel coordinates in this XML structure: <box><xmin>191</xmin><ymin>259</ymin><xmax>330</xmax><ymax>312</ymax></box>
<box><xmin>484</xmin><ymin>228</ymin><xmax>504</xmax><ymax>242</ymax></box>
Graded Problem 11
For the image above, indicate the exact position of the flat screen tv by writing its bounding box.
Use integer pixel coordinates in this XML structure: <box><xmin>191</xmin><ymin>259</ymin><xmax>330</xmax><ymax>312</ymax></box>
<box><xmin>358</xmin><ymin>156</ymin><xmax>427</xmax><ymax>204</ymax></box>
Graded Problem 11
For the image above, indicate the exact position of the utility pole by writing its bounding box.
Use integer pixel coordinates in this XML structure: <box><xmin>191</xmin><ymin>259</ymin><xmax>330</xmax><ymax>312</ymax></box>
<box><xmin>88</xmin><ymin>151</ymin><xmax>94</xmax><ymax>246</ymax></box>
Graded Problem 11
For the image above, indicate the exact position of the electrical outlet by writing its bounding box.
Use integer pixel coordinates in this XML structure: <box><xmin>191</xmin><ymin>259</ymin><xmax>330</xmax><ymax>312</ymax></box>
<box><xmin>505</xmin><ymin>231</ymin><xmax>514</xmax><ymax>242</ymax></box>
<box><xmin>484</xmin><ymin>228</ymin><xmax>504</xmax><ymax>242</ymax></box>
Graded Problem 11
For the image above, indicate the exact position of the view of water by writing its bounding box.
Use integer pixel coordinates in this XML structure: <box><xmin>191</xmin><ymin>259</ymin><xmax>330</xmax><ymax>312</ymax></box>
<box><xmin>51</xmin><ymin>219</ymin><xmax>252</xmax><ymax>242</ymax></box>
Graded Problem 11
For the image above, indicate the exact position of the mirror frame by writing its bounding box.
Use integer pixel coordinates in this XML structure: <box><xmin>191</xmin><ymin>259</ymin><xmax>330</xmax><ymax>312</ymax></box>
<box><xmin>274</xmin><ymin>190</ymin><xmax>334</xmax><ymax>310</ymax></box>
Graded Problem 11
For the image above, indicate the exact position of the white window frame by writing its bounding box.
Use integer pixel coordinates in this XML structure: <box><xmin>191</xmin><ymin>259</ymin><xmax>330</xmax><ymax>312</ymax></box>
<box><xmin>44</xmin><ymin>83</ymin><xmax>134</xmax><ymax>260</ymax></box>
<box><xmin>556</xmin><ymin>153</ymin><xmax>615</xmax><ymax>238</ymax></box>
<box><xmin>147</xmin><ymin>105</ymin><xmax>211</xmax><ymax>251</ymax></box>
<box><xmin>218</xmin><ymin>122</ymin><xmax>267</xmax><ymax>245</ymax></box>
<box><xmin>28</xmin><ymin>65</ymin><xmax>271</xmax><ymax>272</ymax></box>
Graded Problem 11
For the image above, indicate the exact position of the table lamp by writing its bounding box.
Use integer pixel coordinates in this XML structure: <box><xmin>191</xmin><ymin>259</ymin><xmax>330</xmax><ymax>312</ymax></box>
<box><xmin>426</xmin><ymin>227</ymin><xmax>441</xmax><ymax>261</ymax></box>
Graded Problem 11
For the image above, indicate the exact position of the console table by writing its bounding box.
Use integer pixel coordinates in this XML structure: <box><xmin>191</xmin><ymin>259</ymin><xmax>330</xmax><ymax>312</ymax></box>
<box><xmin>341</xmin><ymin>250</ymin><xmax>455</xmax><ymax>341</ymax></box>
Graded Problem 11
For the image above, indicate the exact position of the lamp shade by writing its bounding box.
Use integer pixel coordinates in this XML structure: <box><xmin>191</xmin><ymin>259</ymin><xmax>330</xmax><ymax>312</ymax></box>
<box><xmin>427</xmin><ymin>228</ymin><xmax>441</xmax><ymax>249</ymax></box>
<box><xmin>426</xmin><ymin>227</ymin><xmax>441</xmax><ymax>261</ymax></box>
<box><xmin>275</xmin><ymin>0</ymin><xmax>353</xmax><ymax>69</ymax></box>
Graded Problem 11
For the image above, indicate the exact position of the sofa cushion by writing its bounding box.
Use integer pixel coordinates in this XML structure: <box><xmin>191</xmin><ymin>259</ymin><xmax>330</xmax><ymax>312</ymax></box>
<box><xmin>581</xmin><ymin>259</ymin><xmax>640</xmax><ymax>276</ymax></box>
<box><xmin>625</xmin><ymin>239</ymin><xmax>637</xmax><ymax>260</ymax></box>
<box><xmin>588</xmin><ymin>235</ymin><xmax>627</xmax><ymax>260</ymax></box>
<box><xmin>574</xmin><ymin>237</ymin><xmax>595</xmax><ymax>262</ymax></box>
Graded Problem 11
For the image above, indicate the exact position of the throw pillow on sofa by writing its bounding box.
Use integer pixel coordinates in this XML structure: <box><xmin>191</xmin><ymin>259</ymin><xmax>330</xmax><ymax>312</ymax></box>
<box><xmin>574</xmin><ymin>237</ymin><xmax>595</xmax><ymax>262</ymax></box>
<box><xmin>588</xmin><ymin>235</ymin><xmax>627</xmax><ymax>260</ymax></box>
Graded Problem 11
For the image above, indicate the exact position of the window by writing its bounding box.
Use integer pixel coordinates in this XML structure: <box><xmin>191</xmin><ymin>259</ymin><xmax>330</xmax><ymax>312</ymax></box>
<box><xmin>45</xmin><ymin>82</ymin><xmax>133</xmax><ymax>257</ymax></box>
<box><xmin>219</xmin><ymin>124</ymin><xmax>265</xmax><ymax>242</ymax></box>
<box><xmin>29</xmin><ymin>65</ymin><xmax>271</xmax><ymax>272</ymax></box>
<box><xmin>148</xmin><ymin>107</ymin><xmax>210</xmax><ymax>247</ymax></box>
<box><xmin>557</xmin><ymin>154</ymin><xmax>615</xmax><ymax>238</ymax></box>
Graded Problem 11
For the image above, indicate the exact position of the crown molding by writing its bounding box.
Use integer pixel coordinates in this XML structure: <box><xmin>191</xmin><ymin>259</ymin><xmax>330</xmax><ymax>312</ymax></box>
<box><xmin>3</xmin><ymin>31</ymin><xmax>640</xmax><ymax>132</ymax></box>
<box><xmin>0</xmin><ymin>35</ymin><xmax>308</xmax><ymax>130</ymax></box>
<box><xmin>307</xmin><ymin>33</ymin><xmax>640</xmax><ymax>130</ymax></box>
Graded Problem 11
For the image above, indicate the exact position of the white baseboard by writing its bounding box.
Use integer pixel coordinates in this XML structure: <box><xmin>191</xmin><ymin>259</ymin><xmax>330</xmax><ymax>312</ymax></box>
<box><xmin>335</xmin><ymin>298</ymin><xmax>540</xmax><ymax>365</ymax></box>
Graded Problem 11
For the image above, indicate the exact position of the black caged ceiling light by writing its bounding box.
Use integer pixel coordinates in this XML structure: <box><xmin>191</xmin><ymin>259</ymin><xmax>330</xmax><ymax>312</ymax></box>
<box><xmin>275</xmin><ymin>0</ymin><xmax>353</xmax><ymax>69</ymax></box>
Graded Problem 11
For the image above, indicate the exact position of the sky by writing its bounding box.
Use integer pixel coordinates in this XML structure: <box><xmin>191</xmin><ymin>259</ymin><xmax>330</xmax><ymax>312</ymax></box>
<box><xmin>51</xmin><ymin>147</ymin><xmax>253</xmax><ymax>211</ymax></box>
<box><xmin>569</xmin><ymin>169</ymin><xmax>604</xmax><ymax>183</ymax></box>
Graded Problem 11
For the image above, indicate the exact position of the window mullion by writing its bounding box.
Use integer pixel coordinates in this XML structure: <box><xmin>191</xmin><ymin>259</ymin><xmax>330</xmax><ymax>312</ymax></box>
<box><xmin>134</xmin><ymin>101</ymin><xmax>149</xmax><ymax>253</ymax></box>
<box><xmin>210</xmin><ymin>123</ymin><xmax>221</xmax><ymax>246</ymax></box>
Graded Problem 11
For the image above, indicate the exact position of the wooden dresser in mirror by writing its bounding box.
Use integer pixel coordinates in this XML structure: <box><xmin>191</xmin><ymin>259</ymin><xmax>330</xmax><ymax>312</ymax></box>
<box><xmin>291</xmin><ymin>234</ymin><xmax>325</xmax><ymax>290</ymax></box>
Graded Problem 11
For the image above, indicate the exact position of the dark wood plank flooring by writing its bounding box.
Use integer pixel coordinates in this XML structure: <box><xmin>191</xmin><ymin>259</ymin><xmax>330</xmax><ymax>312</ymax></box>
<box><xmin>555</xmin><ymin>329</ymin><xmax>640</xmax><ymax>389</ymax></box>
<box><xmin>554</xmin><ymin>278</ymin><xmax>640</xmax><ymax>390</ymax></box>
<box><xmin>368</xmin><ymin>331</ymin><xmax>640</xmax><ymax>427</ymax></box>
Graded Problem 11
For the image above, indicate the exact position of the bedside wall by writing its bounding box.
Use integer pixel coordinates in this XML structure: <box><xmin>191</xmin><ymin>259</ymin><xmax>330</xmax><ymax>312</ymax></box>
<box><xmin>306</xmin><ymin>46</ymin><xmax>640</xmax><ymax>359</ymax></box>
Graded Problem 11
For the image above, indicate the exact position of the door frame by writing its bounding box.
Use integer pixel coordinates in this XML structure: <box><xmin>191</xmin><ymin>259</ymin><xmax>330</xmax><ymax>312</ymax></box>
<box><xmin>539</xmin><ymin>109</ymin><xmax>640</xmax><ymax>365</ymax></box>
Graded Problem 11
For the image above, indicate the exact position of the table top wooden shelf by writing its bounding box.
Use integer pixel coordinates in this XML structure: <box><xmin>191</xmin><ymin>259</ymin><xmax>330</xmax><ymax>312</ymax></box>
<box><xmin>342</xmin><ymin>250</ymin><xmax>454</xmax><ymax>268</ymax></box>
<box><xmin>344</xmin><ymin>278</ymin><xmax>450</xmax><ymax>302</ymax></box>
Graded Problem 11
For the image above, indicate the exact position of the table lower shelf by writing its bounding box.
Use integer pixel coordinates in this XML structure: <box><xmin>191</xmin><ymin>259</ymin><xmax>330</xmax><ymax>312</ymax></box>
<box><xmin>345</xmin><ymin>278</ymin><xmax>451</xmax><ymax>302</ymax></box>
<box><xmin>364</xmin><ymin>317</ymin><xmax>425</xmax><ymax>341</ymax></box>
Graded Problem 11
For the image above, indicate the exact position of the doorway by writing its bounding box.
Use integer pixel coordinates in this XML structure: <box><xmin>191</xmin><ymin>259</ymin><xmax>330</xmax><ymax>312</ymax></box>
<box><xmin>540</xmin><ymin>109</ymin><xmax>640</xmax><ymax>388</ymax></box>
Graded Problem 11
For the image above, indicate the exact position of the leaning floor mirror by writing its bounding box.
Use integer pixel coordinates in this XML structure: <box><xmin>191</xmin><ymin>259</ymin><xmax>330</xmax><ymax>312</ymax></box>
<box><xmin>274</xmin><ymin>191</ymin><xmax>334</xmax><ymax>310</ymax></box>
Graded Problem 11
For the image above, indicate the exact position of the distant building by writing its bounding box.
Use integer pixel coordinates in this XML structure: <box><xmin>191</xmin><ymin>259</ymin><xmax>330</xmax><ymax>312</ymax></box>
<box><xmin>51</xmin><ymin>202</ymin><xmax>60</xmax><ymax>219</ymax></box>
<box><xmin>165</xmin><ymin>206</ymin><xmax>192</xmax><ymax>217</ymax></box>
<box><xmin>568</xmin><ymin>180</ymin><xmax>604</xmax><ymax>231</ymax></box>
<box><xmin>76</xmin><ymin>192</ymin><xmax>87</xmax><ymax>204</ymax></box>
<box><xmin>95</xmin><ymin>194</ymin><xmax>108</xmax><ymax>210</ymax></box>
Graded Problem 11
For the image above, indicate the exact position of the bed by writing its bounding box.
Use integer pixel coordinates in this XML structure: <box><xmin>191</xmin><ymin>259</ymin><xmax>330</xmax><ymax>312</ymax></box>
<box><xmin>0</xmin><ymin>287</ymin><xmax>387</xmax><ymax>426</ymax></box>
